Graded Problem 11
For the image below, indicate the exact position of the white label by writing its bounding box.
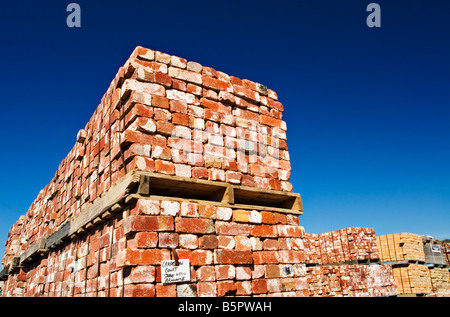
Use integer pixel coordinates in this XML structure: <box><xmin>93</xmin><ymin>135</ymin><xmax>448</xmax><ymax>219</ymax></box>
<box><xmin>161</xmin><ymin>259</ymin><xmax>191</xmax><ymax>284</ymax></box>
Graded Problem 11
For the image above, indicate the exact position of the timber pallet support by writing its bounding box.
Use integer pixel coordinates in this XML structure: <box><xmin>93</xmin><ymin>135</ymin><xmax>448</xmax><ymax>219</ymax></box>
<box><xmin>7</xmin><ymin>170</ymin><xmax>302</xmax><ymax>276</ymax></box>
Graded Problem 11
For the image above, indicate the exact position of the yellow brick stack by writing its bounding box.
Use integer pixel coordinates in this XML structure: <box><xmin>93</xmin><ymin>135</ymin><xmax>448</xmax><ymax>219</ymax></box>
<box><xmin>376</xmin><ymin>233</ymin><xmax>425</xmax><ymax>262</ymax></box>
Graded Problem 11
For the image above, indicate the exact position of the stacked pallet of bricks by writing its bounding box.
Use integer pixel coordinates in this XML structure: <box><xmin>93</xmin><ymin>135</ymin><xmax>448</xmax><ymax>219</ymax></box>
<box><xmin>0</xmin><ymin>46</ymin><xmax>310</xmax><ymax>297</ymax></box>
<box><xmin>376</xmin><ymin>233</ymin><xmax>434</xmax><ymax>296</ymax></box>
<box><xmin>304</xmin><ymin>227</ymin><xmax>379</xmax><ymax>265</ymax></box>
<box><xmin>303</xmin><ymin>228</ymin><xmax>397</xmax><ymax>297</ymax></box>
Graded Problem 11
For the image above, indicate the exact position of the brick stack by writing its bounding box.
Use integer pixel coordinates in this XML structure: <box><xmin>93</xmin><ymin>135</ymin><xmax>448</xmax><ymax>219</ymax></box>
<box><xmin>304</xmin><ymin>227</ymin><xmax>379</xmax><ymax>265</ymax></box>
<box><xmin>305</xmin><ymin>264</ymin><xmax>396</xmax><ymax>297</ymax></box>
<box><xmin>429</xmin><ymin>268</ymin><xmax>450</xmax><ymax>294</ymax></box>
<box><xmin>376</xmin><ymin>233</ymin><xmax>425</xmax><ymax>263</ymax></box>
<box><xmin>302</xmin><ymin>227</ymin><xmax>396</xmax><ymax>297</ymax></box>
<box><xmin>392</xmin><ymin>264</ymin><xmax>432</xmax><ymax>295</ymax></box>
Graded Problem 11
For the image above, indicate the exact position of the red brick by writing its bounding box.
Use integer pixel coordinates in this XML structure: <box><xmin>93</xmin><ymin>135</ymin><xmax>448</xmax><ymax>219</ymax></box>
<box><xmin>260</xmin><ymin>211</ymin><xmax>276</xmax><ymax>224</ymax></box>
<box><xmin>158</xmin><ymin>232</ymin><xmax>179</xmax><ymax>248</ymax></box>
<box><xmin>233</xmin><ymin>84</ymin><xmax>260</xmax><ymax>102</ymax></box>
<box><xmin>154</xmin><ymin>108</ymin><xmax>172</xmax><ymax>121</ymax></box>
<box><xmin>214</xmin><ymin>250</ymin><xmax>253</xmax><ymax>265</ymax></box>
<box><xmin>202</xmin><ymin>75</ymin><xmax>233</xmax><ymax>92</ymax></box>
<box><xmin>134</xmin><ymin>232</ymin><xmax>158</xmax><ymax>248</ymax></box>
<box><xmin>156</xmin><ymin>120</ymin><xmax>174</xmax><ymax>136</ymax></box>
<box><xmin>151</xmin><ymin>95</ymin><xmax>170</xmax><ymax>109</ymax></box>
<box><xmin>197</xmin><ymin>266</ymin><xmax>216</xmax><ymax>282</ymax></box>
<box><xmin>277</xmin><ymin>225</ymin><xmax>305</xmax><ymax>238</ymax></box>
<box><xmin>252</xmin><ymin>251</ymin><xmax>279</xmax><ymax>264</ymax></box>
<box><xmin>215</xmin><ymin>265</ymin><xmax>235</xmax><ymax>280</ymax></box>
<box><xmin>268</xmin><ymin>178</ymin><xmax>282</xmax><ymax>191</ymax></box>
<box><xmin>267</xmin><ymin>98</ymin><xmax>284</xmax><ymax>111</ymax></box>
<box><xmin>175</xmin><ymin>217</ymin><xmax>215</xmax><ymax>234</ymax></box>
<box><xmin>241</xmin><ymin>174</ymin><xmax>256</xmax><ymax>187</ymax></box>
<box><xmin>155</xmin><ymin>284</ymin><xmax>177</xmax><ymax>297</ymax></box>
<box><xmin>236</xmin><ymin>281</ymin><xmax>252</xmax><ymax>296</ymax></box>
<box><xmin>172</xmin><ymin>113</ymin><xmax>190</xmax><ymax>126</ymax></box>
<box><xmin>215</xmin><ymin>221</ymin><xmax>252</xmax><ymax>236</ymax></box>
<box><xmin>252</xmin><ymin>279</ymin><xmax>268</xmax><ymax>294</ymax></box>
<box><xmin>126</xmin><ymin>156</ymin><xmax>155</xmax><ymax>173</ymax></box>
<box><xmin>124</xmin><ymin>103</ymin><xmax>154</xmax><ymax>128</ymax></box>
<box><xmin>264</xmin><ymin>265</ymin><xmax>281</xmax><ymax>278</ymax></box>
<box><xmin>123</xmin><ymin>215</ymin><xmax>174</xmax><ymax>235</ymax></box>
<box><xmin>197</xmin><ymin>282</ymin><xmax>217</xmax><ymax>297</ymax></box>
<box><xmin>154</xmin><ymin>72</ymin><xmax>172</xmax><ymax>87</ymax></box>
<box><xmin>176</xmin><ymin>249</ymin><xmax>213</xmax><ymax>266</ymax></box>
<box><xmin>216</xmin><ymin>281</ymin><xmax>237</xmax><ymax>297</ymax></box>
<box><xmin>260</xmin><ymin>114</ymin><xmax>282</xmax><ymax>127</ymax></box>
<box><xmin>124</xmin><ymin>265</ymin><xmax>156</xmax><ymax>284</ymax></box>
<box><xmin>199</xmin><ymin>235</ymin><xmax>218</xmax><ymax>249</ymax></box>
<box><xmin>170</xmin><ymin>99</ymin><xmax>188</xmax><ymax>114</ymax></box>
<box><xmin>251</xmin><ymin>224</ymin><xmax>278</xmax><ymax>238</ymax></box>
<box><xmin>192</xmin><ymin>167</ymin><xmax>209</xmax><ymax>179</ymax></box>
<box><xmin>122</xmin><ymin>130</ymin><xmax>166</xmax><ymax>147</ymax></box>
<box><xmin>201</xmin><ymin>98</ymin><xmax>231</xmax><ymax>115</ymax></box>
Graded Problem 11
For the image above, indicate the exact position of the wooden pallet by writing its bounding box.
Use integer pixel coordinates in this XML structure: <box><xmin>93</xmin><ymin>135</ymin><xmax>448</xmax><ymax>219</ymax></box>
<box><xmin>128</xmin><ymin>171</ymin><xmax>302</xmax><ymax>214</ymax></box>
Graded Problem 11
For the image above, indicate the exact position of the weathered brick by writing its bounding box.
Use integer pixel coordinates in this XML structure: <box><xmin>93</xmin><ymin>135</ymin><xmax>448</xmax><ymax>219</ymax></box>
<box><xmin>176</xmin><ymin>249</ymin><xmax>213</xmax><ymax>266</ymax></box>
<box><xmin>215</xmin><ymin>221</ymin><xmax>252</xmax><ymax>236</ymax></box>
<box><xmin>123</xmin><ymin>215</ymin><xmax>174</xmax><ymax>235</ymax></box>
<box><xmin>217</xmin><ymin>280</ymin><xmax>237</xmax><ymax>297</ymax></box>
<box><xmin>117</xmin><ymin>249</ymin><xmax>171</xmax><ymax>267</ymax></box>
<box><xmin>251</xmin><ymin>224</ymin><xmax>278</xmax><ymax>238</ymax></box>
<box><xmin>175</xmin><ymin>217</ymin><xmax>215</xmax><ymax>234</ymax></box>
<box><xmin>199</xmin><ymin>235</ymin><xmax>218</xmax><ymax>249</ymax></box>
<box><xmin>214</xmin><ymin>250</ymin><xmax>253</xmax><ymax>265</ymax></box>
<box><xmin>124</xmin><ymin>283</ymin><xmax>156</xmax><ymax>297</ymax></box>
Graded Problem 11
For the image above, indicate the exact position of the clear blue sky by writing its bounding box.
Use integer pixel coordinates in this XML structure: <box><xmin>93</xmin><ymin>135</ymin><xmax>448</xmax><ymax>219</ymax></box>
<box><xmin>0</xmin><ymin>0</ymin><xmax>449</xmax><ymax>260</ymax></box>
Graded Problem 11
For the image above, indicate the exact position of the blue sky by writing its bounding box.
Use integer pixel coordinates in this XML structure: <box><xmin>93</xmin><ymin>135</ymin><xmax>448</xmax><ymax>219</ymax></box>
<box><xmin>0</xmin><ymin>0</ymin><xmax>449</xmax><ymax>259</ymax></box>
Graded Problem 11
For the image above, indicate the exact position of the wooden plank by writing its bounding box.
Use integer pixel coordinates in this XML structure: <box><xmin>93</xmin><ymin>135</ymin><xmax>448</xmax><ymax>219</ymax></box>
<box><xmin>125</xmin><ymin>193</ymin><xmax>302</xmax><ymax>215</ymax></box>
<box><xmin>44</xmin><ymin>221</ymin><xmax>70</xmax><ymax>250</ymax></box>
<box><xmin>133</xmin><ymin>171</ymin><xmax>302</xmax><ymax>213</ymax></box>
<box><xmin>20</xmin><ymin>238</ymin><xmax>47</xmax><ymax>264</ymax></box>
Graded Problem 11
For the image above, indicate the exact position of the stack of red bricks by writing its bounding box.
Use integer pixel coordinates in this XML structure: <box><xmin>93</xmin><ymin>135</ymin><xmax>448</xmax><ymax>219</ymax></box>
<box><xmin>2</xmin><ymin>46</ymin><xmax>292</xmax><ymax>270</ymax></box>
<box><xmin>303</xmin><ymin>227</ymin><xmax>379</xmax><ymax>265</ymax></box>
<box><xmin>2</xmin><ymin>198</ymin><xmax>307</xmax><ymax>297</ymax></box>
<box><xmin>306</xmin><ymin>264</ymin><xmax>396</xmax><ymax>297</ymax></box>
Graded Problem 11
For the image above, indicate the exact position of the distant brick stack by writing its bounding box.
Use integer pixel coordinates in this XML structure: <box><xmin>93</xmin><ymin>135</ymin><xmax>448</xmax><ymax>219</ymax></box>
<box><xmin>304</xmin><ymin>227</ymin><xmax>379</xmax><ymax>265</ymax></box>
<box><xmin>305</xmin><ymin>264</ymin><xmax>396</xmax><ymax>297</ymax></box>
<box><xmin>376</xmin><ymin>233</ymin><xmax>425</xmax><ymax>263</ymax></box>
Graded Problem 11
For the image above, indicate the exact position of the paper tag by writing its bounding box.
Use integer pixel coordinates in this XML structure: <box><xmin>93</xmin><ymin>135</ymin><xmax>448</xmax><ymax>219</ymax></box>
<box><xmin>161</xmin><ymin>259</ymin><xmax>191</xmax><ymax>284</ymax></box>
